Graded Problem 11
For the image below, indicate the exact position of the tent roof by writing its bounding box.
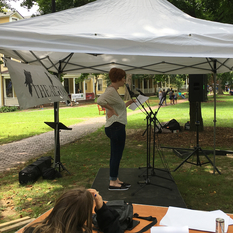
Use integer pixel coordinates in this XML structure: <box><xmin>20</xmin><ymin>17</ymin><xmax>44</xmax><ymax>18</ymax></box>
<box><xmin>0</xmin><ymin>0</ymin><xmax>233</xmax><ymax>74</ymax></box>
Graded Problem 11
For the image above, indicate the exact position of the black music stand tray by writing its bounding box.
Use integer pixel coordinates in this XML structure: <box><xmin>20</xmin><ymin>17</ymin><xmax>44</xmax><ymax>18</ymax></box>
<box><xmin>45</xmin><ymin>121</ymin><xmax>72</xmax><ymax>174</ymax></box>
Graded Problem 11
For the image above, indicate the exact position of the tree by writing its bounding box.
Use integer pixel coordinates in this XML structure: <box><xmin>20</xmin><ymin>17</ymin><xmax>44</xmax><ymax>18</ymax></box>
<box><xmin>169</xmin><ymin>74</ymin><xmax>186</xmax><ymax>91</ymax></box>
<box><xmin>0</xmin><ymin>0</ymin><xmax>10</xmax><ymax>13</ymax></box>
<box><xmin>124</xmin><ymin>74</ymin><xmax>132</xmax><ymax>101</ymax></box>
<box><xmin>217</xmin><ymin>72</ymin><xmax>233</xmax><ymax>91</ymax></box>
<box><xmin>168</xmin><ymin>0</ymin><xmax>207</xmax><ymax>19</ymax></box>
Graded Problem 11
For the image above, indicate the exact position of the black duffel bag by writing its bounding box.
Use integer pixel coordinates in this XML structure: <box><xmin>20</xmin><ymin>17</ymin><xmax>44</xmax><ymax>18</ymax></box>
<box><xmin>163</xmin><ymin>119</ymin><xmax>181</xmax><ymax>131</ymax></box>
<box><xmin>19</xmin><ymin>156</ymin><xmax>52</xmax><ymax>185</ymax></box>
<box><xmin>30</xmin><ymin>156</ymin><xmax>52</xmax><ymax>173</ymax></box>
<box><xmin>19</xmin><ymin>165</ymin><xmax>41</xmax><ymax>185</ymax></box>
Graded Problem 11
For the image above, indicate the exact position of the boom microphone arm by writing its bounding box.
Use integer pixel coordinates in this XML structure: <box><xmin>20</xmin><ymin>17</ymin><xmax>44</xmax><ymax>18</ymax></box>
<box><xmin>136</xmin><ymin>88</ymin><xmax>146</xmax><ymax>96</ymax></box>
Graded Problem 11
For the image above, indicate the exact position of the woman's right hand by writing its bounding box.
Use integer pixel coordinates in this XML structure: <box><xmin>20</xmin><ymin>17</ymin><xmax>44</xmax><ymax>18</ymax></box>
<box><xmin>88</xmin><ymin>189</ymin><xmax>103</xmax><ymax>210</ymax></box>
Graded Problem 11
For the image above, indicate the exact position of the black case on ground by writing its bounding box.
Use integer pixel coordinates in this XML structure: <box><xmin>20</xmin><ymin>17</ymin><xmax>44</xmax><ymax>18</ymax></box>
<box><xmin>19</xmin><ymin>156</ymin><xmax>52</xmax><ymax>185</ymax></box>
<box><xmin>31</xmin><ymin>156</ymin><xmax>52</xmax><ymax>173</ymax></box>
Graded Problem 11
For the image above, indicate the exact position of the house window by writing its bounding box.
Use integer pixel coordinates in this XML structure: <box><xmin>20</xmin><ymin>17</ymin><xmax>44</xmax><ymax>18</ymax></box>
<box><xmin>5</xmin><ymin>79</ymin><xmax>13</xmax><ymax>97</ymax></box>
<box><xmin>98</xmin><ymin>79</ymin><xmax>103</xmax><ymax>91</ymax></box>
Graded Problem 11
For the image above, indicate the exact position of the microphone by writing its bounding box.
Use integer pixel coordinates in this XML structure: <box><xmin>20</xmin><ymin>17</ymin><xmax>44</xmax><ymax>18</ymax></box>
<box><xmin>125</xmin><ymin>84</ymin><xmax>136</xmax><ymax>98</ymax></box>
<box><xmin>136</xmin><ymin>88</ymin><xmax>146</xmax><ymax>96</ymax></box>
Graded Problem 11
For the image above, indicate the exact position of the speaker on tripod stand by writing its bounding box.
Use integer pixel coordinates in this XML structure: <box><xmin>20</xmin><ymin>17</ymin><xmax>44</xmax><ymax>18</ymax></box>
<box><xmin>189</xmin><ymin>74</ymin><xmax>208</xmax><ymax>102</ymax></box>
<box><xmin>172</xmin><ymin>74</ymin><xmax>221</xmax><ymax>174</ymax></box>
<box><xmin>188</xmin><ymin>74</ymin><xmax>207</xmax><ymax>131</ymax></box>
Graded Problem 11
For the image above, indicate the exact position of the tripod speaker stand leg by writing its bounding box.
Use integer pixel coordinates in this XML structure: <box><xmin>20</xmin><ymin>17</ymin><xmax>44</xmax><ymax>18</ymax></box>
<box><xmin>173</xmin><ymin>102</ymin><xmax>221</xmax><ymax>174</ymax></box>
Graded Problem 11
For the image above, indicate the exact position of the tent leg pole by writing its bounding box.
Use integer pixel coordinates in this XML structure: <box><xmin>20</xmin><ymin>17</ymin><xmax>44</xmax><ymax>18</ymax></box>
<box><xmin>54</xmin><ymin>101</ymin><xmax>60</xmax><ymax>169</ymax></box>
<box><xmin>54</xmin><ymin>72</ymin><xmax>60</xmax><ymax>171</ymax></box>
<box><xmin>213</xmin><ymin>60</ymin><xmax>217</xmax><ymax>175</ymax></box>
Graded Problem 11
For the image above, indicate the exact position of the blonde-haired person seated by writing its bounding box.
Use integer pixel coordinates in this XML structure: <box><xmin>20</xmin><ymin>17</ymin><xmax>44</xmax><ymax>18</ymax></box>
<box><xmin>23</xmin><ymin>188</ymin><xmax>123</xmax><ymax>233</ymax></box>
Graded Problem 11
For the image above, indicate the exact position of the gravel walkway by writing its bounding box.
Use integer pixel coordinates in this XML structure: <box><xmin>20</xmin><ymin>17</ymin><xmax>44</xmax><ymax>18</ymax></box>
<box><xmin>0</xmin><ymin>99</ymin><xmax>187</xmax><ymax>173</ymax></box>
<box><xmin>0</xmin><ymin>116</ymin><xmax>106</xmax><ymax>173</ymax></box>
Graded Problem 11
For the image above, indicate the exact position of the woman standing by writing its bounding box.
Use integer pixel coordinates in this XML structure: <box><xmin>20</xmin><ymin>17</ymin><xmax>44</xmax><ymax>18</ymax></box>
<box><xmin>97</xmin><ymin>68</ymin><xmax>134</xmax><ymax>191</ymax></box>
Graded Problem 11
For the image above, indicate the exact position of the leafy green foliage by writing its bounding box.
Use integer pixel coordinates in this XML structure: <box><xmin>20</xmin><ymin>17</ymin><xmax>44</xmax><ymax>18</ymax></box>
<box><xmin>0</xmin><ymin>0</ymin><xmax>10</xmax><ymax>13</ymax></box>
<box><xmin>169</xmin><ymin>74</ymin><xmax>186</xmax><ymax>91</ymax></box>
<box><xmin>0</xmin><ymin>106</ymin><xmax>18</xmax><ymax>113</ymax></box>
<box><xmin>168</xmin><ymin>0</ymin><xmax>206</xmax><ymax>19</ymax></box>
<box><xmin>168</xmin><ymin>0</ymin><xmax>233</xmax><ymax>24</ymax></box>
<box><xmin>217</xmin><ymin>72</ymin><xmax>233</xmax><ymax>90</ymax></box>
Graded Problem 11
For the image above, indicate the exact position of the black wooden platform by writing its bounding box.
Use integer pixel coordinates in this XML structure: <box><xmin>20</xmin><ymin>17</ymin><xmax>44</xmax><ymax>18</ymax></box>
<box><xmin>91</xmin><ymin>168</ymin><xmax>186</xmax><ymax>208</ymax></box>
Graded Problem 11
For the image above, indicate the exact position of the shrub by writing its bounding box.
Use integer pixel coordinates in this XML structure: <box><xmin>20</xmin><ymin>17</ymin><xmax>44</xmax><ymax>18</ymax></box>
<box><xmin>0</xmin><ymin>106</ymin><xmax>18</xmax><ymax>113</ymax></box>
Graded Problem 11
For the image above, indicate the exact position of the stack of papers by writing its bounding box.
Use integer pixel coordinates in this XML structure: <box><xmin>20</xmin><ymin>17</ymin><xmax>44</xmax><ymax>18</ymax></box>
<box><xmin>129</xmin><ymin>95</ymin><xmax>149</xmax><ymax>111</ymax></box>
<box><xmin>153</xmin><ymin>206</ymin><xmax>233</xmax><ymax>233</ymax></box>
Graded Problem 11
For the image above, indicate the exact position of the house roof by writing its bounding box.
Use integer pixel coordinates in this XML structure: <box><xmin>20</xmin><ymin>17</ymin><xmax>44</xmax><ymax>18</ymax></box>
<box><xmin>0</xmin><ymin>11</ymin><xmax>24</xmax><ymax>19</ymax></box>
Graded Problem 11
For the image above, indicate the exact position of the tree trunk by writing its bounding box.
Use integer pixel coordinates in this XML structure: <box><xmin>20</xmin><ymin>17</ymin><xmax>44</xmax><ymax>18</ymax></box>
<box><xmin>124</xmin><ymin>74</ymin><xmax>132</xmax><ymax>101</ymax></box>
<box><xmin>218</xmin><ymin>79</ymin><xmax>223</xmax><ymax>94</ymax></box>
<box><xmin>189</xmin><ymin>102</ymin><xmax>204</xmax><ymax>132</ymax></box>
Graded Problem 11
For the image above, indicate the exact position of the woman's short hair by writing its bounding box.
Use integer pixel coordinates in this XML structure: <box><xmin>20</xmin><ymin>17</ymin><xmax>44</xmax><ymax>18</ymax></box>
<box><xmin>24</xmin><ymin>189</ymin><xmax>93</xmax><ymax>233</ymax></box>
<box><xmin>109</xmin><ymin>68</ymin><xmax>126</xmax><ymax>83</ymax></box>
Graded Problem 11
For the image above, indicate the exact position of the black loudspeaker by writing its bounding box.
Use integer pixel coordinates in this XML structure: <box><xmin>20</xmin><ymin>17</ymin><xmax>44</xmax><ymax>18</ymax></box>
<box><xmin>189</xmin><ymin>74</ymin><xmax>207</xmax><ymax>102</ymax></box>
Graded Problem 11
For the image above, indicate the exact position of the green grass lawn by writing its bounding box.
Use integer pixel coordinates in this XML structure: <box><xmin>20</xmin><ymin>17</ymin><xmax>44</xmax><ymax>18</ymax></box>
<box><xmin>1</xmin><ymin>94</ymin><xmax>233</xmax><ymax>232</ymax></box>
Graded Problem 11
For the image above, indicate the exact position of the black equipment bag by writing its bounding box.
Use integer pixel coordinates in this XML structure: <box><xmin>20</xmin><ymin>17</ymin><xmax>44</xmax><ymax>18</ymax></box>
<box><xmin>163</xmin><ymin>119</ymin><xmax>180</xmax><ymax>131</ymax></box>
<box><xmin>42</xmin><ymin>167</ymin><xmax>62</xmax><ymax>180</ymax></box>
<box><xmin>19</xmin><ymin>165</ymin><xmax>41</xmax><ymax>185</ymax></box>
<box><xmin>30</xmin><ymin>156</ymin><xmax>52</xmax><ymax>173</ymax></box>
<box><xmin>19</xmin><ymin>156</ymin><xmax>52</xmax><ymax>185</ymax></box>
<box><xmin>92</xmin><ymin>200</ymin><xmax>157</xmax><ymax>233</ymax></box>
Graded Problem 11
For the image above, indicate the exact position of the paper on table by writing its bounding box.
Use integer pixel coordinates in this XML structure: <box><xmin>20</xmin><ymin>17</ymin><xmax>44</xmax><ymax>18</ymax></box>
<box><xmin>128</xmin><ymin>95</ymin><xmax>149</xmax><ymax>111</ymax></box>
<box><xmin>211</xmin><ymin>210</ymin><xmax>233</xmax><ymax>225</ymax></box>
<box><xmin>160</xmin><ymin>206</ymin><xmax>231</xmax><ymax>232</ymax></box>
<box><xmin>151</xmin><ymin>226</ymin><xmax>189</xmax><ymax>233</ymax></box>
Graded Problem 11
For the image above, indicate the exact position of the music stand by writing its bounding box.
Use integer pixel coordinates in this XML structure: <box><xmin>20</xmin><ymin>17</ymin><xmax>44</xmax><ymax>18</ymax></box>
<box><xmin>45</xmin><ymin>121</ymin><xmax>72</xmax><ymax>174</ymax></box>
<box><xmin>128</xmin><ymin>89</ymin><xmax>173</xmax><ymax>196</ymax></box>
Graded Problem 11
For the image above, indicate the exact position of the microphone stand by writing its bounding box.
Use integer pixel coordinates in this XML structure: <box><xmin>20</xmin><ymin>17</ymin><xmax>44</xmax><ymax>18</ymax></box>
<box><xmin>125</xmin><ymin>86</ymin><xmax>173</xmax><ymax>196</ymax></box>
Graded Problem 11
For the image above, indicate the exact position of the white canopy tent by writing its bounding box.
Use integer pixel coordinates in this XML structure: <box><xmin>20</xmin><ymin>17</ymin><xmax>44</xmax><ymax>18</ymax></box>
<box><xmin>1</xmin><ymin>0</ymin><xmax>233</xmax><ymax>173</ymax></box>
<box><xmin>0</xmin><ymin>0</ymin><xmax>233</xmax><ymax>74</ymax></box>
